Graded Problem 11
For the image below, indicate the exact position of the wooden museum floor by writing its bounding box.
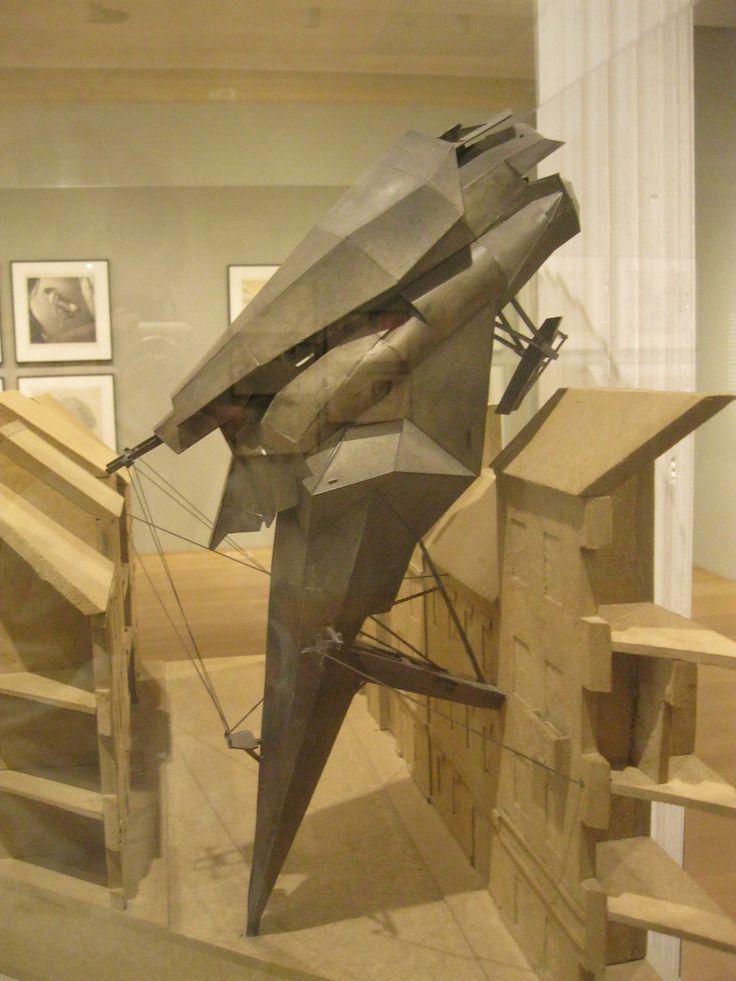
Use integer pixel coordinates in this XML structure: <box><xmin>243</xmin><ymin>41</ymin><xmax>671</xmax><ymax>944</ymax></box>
<box><xmin>135</xmin><ymin>551</ymin><xmax>736</xmax><ymax>980</ymax></box>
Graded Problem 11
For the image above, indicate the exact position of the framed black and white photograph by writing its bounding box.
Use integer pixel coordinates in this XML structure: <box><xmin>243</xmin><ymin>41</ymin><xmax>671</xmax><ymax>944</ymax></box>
<box><xmin>228</xmin><ymin>264</ymin><xmax>278</xmax><ymax>322</ymax></box>
<box><xmin>11</xmin><ymin>260</ymin><xmax>112</xmax><ymax>363</ymax></box>
<box><xmin>18</xmin><ymin>373</ymin><xmax>117</xmax><ymax>449</ymax></box>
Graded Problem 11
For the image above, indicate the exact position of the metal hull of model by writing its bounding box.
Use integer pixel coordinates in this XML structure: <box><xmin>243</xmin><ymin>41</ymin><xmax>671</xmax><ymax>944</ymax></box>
<box><xmin>148</xmin><ymin>114</ymin><xmax>579</xmax><ymax>935</ymax></box>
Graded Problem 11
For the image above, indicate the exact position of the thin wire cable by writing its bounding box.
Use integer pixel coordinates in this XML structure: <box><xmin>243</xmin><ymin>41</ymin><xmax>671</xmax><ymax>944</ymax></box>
<box><xmin>138</xmin><ymin>459</ymin><xmax>269</xmax><ymax>572</ymax></box>
<box><xmin>128</xmin><ymin>465</ymin><xmax>483</xmax><ymax>732</ymax></box>
<box><xmin>404</xmin><ymin>573</ymin><xmax>447</xmax><ymax>581</ymax></box>
<box><xmin>129</xmin><ymin>476</ymin><xmax>446</xmax><ymax>731</ymax></box>
<box><xmin>134</xmin><ymin>542</ymin><xmax>266</xmax><ymax>736</ymax></box>
<box><xmin>358</xmin><ymin>629</ymin><xmax>423</xmax><ymax>661</ymax></box>
<box><xmin>137</xmin><ymin>461</ymin><xmax>214</xmax><ymax>529</ymax></box>
<box><xmin>130</xmin><ymin>472</ymin><xmax>573</xmax><ymax>778</ymax></box>
<box><xmin>132</xmin><ymin>477</ymin><xmax>266</xmax><ymax>733</ymax></box>
<box><xmin>375</xmin><ymin>490</ymin><xmax>485</xmax><ymax>683</ymax></box>
<box><xmin>137</xmin><ymin>466</ymin><xmax>263</xmax><ymax>568</ymax></box>
<box><xmin>132</xmin><ymin>476</ymin><xmax>218</xmax><ymax>709</ymax></box>
<box><xmin>321</xmin><ymin>652</ymin><xmax>583</xmax><ymax>788</ymax></box>
<box><xmin>391</xmin><ymin>585</ymin><xmax>439</xmax><ymax>606</ymax></box>
<box><xmin>131</xmin><ymin>472</ymin><xmax>231</xmax><ymax>731</ymax></box>
<box><xmin>129</xmin><ymin>515</ymin><xmax>268</xmax><ymax>574</ymax></box>
<box><xmin>228</xmin><ymin>697</ymin><xmax>265</xmax><ymax>735</ymax></box>
<box><xmin>129</xmin><ymin>520</ymin><xmax>463</xmax><ymax>684</ymax></box>
<box><xmin>133</xmin><ymin>544</ymin><xmax>201</xmax><ymax>663</ymax></box>
<box><xmin>133</xmin><ymin>516</ymin><xmax>215</xmax><ymax>707</ymax></box>
<box><xmin>417</xmin><ymin>538</ymin><xmax>484</xmax><ymax>682</ymax></box>
<box><xmin>366</xmin><ymin>614</ymin><xmax>440</xmax><ymax>667</ymax></box>
<box><xmin>131</xmin><ymin>515</ymin><xmax>439</xmax><ymax>668</ymax></box>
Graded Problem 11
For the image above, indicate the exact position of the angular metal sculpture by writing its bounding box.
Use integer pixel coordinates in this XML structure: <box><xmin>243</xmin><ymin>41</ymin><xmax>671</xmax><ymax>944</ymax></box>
<box><xmin>108</xmin><ymin>111</ymin><xmax>579</xmax><ymax>935</ymax></box>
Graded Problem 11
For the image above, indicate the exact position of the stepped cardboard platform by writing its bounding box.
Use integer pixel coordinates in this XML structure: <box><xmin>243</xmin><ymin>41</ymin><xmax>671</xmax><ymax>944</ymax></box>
<box><xmin>600</xmin><ymin>602</ymin><xmax>736</xmax><ymax>669</ymax></box>
<box><xmin>0</xmin><ymin>389</ymin><xmax>129</xmax><ymax>482</ymax></box>
<box><xmin>610</xmin><ymin>754</ymin><xmax>736</xmax><ymax>817</ymax></box>
<box><xmin>0</xmin><ymin>392</ymin><xmax>135</xmax><ymax>908</ymax></box>
<box><xmin>0</xmin><ymin>671</ymin><xmax>98</xmax><ymax>713</ymax></box>
<box><xmin>595</xmin><ymin>837</ymin><xmax>736</xmax><ymax>953</ymax></box>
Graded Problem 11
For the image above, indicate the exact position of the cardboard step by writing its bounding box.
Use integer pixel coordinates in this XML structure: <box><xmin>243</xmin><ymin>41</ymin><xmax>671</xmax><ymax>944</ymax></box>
<box><xmin>611</xmin><ymin>754</ymin><xmax>736</xmax><ymax>817</ymax></box>
<box><xmin>0</xmin><ymin>420</ymin><xmax>122</xmax><ymax>519</ymax></box>
<box><xmin>0</xmin><ymin>770</ymin><xmax>104</xmax><ymax>820</ymax></box>
<box><xmin>596</xmin><ymin>836</ymin><xmax>736</xmax><ymax>953</ymax></box>
<box><xmin>600</xmin><ymin>602</ymin><xmax>736</xmax><ymax>669</ymax></box>
<box><xmin>0</xmin><ymin>856</ymin><xmax>111</xmax><ymax>907</ymax></box>
<box><xmin>0</xmin><ymin>390</ymin><xmax>123</xmax><ymax>480</ymax></box>
<box><xmin>605</xmin><ymin>960</ymin><xmax>662</xmax><ymax>980</ymax></box>
<box><xmin>0</xmin><ymin>485</ymin><xmax>114</xmax><ymax>616</ymax></box>
<box><xmin>0</xmin><ymin>671</ymin><xmax>96</xmax><ymax>714</ymax></box>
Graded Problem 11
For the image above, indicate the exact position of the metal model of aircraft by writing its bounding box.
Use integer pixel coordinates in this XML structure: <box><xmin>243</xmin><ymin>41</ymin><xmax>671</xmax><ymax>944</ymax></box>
<box><xmin>108</xmin><ymin>110</ymin><xmax>579</xmax><ymax>935</ymax></box>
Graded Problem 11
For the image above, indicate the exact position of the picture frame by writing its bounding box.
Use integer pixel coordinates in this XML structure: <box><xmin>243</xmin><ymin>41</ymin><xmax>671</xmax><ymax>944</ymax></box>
<box><xmin>11</xmin><ymin>260</ymin><xmax>112</xmax><ymax>363</ymax></box>
<box><xmin>227</xmin><ymin>264</ymin><xmax>278</xmax><ymax>322</ymax></box>
<box><xmin>18</xmin><ymin>373</ymin><xmax>117</xmax><ymax>449</ymax></box>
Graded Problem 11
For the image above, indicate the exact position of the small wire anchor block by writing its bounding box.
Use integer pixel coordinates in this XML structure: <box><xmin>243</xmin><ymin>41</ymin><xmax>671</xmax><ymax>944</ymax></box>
<box><xmin>227</xmin><ymin>729</ymin><xmax>262</xmax><ymax>762</ymax></box>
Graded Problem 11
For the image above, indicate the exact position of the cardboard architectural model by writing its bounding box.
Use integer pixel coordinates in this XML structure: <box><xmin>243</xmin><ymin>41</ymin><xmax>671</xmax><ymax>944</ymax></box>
<box><xmin>371</xmin><ymin>387</ymin><xmax>736</xmax><ymax>977</ymax></box>
<box><xmin>0</xmin><ymin>392</ymin><xmax>134</xmax><ymax>908</ymax></box>
<box><xmin>492</xmin><ymin>389</ymin><xmax>736</xmax><ymax>973</ymax></box>
<box><xmin>109</xmin><ymin>112</ymin><xmax>579</xmax><ymax>933</ymax></box>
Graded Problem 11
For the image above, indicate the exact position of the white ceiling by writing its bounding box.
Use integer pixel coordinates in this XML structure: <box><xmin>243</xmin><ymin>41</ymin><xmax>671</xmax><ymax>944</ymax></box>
<box><xmin>0</xmin><ymin>0</ymin><xmax>535</xmax><ymax>79</ymax></box>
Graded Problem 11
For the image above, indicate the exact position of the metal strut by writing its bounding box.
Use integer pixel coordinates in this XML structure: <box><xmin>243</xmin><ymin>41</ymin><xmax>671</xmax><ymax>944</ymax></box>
<box><xmin>304</xmin><ymin>628</ymin><xmax>504</xmax><ymax>711</ymax></box>
<box><xmin>106</xmin><ymin>434</ymin><xmax>163</xmax><ymax>474</ymax></box>
<box><xmin>494</xmin><ymin>296</ymin><xmax>567</xmax><ymax>414</ymax></box>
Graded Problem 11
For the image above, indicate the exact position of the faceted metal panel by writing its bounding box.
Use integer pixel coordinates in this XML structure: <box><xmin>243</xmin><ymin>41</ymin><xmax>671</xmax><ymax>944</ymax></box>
<box><xmin>348</xmin><ymin>182</ymin><xmax>464</xmax><ymax>281</ymax></box>
<box><xmin>210</xmin><ymin>454</ymin><xmax>304</xmax><ymax>546</ymax></box>
<box><xmin>406</xmin><ymin>311</ymin><xmax>494</xmax><ymax>472</ymax></box>
<box><xmin>261</xmin><ymin>331</ymin><xmax>383</xmax><ymax>451</ymax></box>
<box><xmin>395</xmin><ymin>419</ymin><xmax>475</xmax><ymax>478</ymax></box>
<box><xmin>310</xmin><ymin>423</ymin><xmax>403</xmax><ymax>494</ymax></box>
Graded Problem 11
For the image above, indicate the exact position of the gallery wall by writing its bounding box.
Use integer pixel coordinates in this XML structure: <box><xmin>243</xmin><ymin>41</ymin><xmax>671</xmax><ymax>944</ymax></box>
<box><xmin>693</xmin><ymin>27</ymin><xmax>736</xmax><ymax>580</ymax></box>
<box><xmin>0</xmin><ymin>101</ymin><xmax>525</xmax><ymax>190</ymax></box>
<box><xmin>0</xmin><ymin>183</ymin><xmax>342</xmax><ymax>551</ymax></box>
<box><xmin>0</xmin><ymin>100</ymin><xmax>510</xmax><ymax>553</ymax></box>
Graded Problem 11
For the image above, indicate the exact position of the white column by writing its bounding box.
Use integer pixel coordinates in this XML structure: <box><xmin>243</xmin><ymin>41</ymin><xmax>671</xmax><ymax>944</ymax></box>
<box><xmin>534</xmin><ymin>2</ymin><xmax>695</xmax><ymax>977</ymax></box>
